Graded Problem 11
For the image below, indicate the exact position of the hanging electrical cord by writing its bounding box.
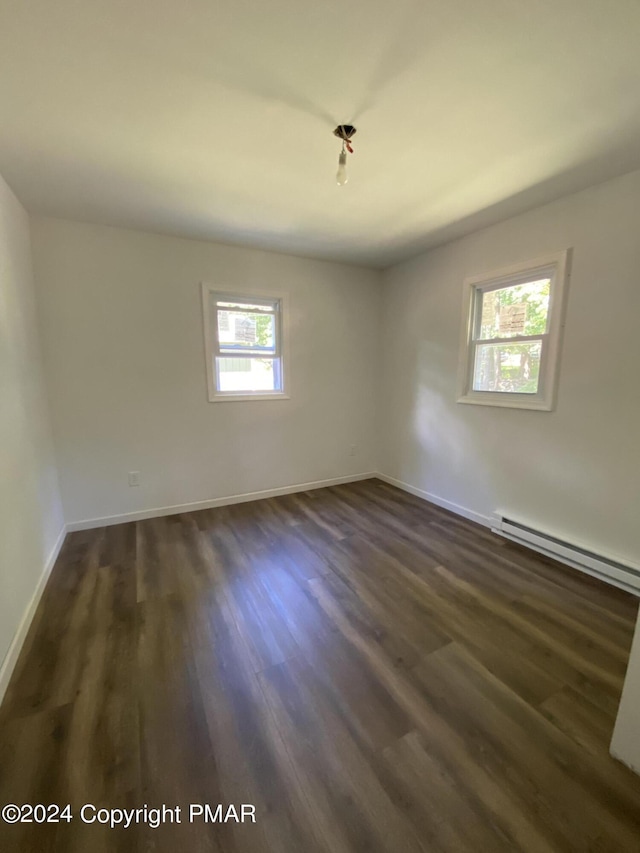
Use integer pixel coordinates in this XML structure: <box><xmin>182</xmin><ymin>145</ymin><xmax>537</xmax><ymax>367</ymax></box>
<box><xmin>336</xmin><ymin>141</ymin><xmax>348</xmax><ymax>186</ymax></box>
<box><xmin>333</xmin><ymin>125</ymin><xmax>356</xmax><ymax>186</ymax></box>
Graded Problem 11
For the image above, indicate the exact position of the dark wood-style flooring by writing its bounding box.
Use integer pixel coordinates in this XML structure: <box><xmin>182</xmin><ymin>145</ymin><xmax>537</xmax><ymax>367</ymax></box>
<box><xmin>1</xmin><ymin>479</ymin><xmax>639</xmax><ymax>852</ymax></box>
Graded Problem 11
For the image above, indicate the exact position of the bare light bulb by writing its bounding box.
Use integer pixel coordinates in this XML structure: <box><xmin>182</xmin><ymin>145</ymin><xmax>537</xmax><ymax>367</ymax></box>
<box><xmin>336</xmin><ymin>148</ymin><xmax>348</xmax><ymax>186</ymax></box>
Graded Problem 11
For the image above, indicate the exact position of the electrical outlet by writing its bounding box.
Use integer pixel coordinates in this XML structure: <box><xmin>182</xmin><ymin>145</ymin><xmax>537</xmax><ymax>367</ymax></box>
<box><xmin>128</xmin><ymin>471</ymin><xmax>140</xmax><ymax>487</ymax></box>
<box><xmin>349</xmin><ymin>444</ymin><xmax>357</xmax><ymax>457</ymax></box>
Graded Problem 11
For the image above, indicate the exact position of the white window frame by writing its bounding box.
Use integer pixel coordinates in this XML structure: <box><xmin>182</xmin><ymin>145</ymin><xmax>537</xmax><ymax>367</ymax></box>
<box><xmin>201</xmin><ymin>284</ymin><xmax>289</xmax><ymax>402</ymax></box>
<box><xmin>457</xmin><ymin>250</ymin><xmax>571</xmax><ymax>411</ymax></box>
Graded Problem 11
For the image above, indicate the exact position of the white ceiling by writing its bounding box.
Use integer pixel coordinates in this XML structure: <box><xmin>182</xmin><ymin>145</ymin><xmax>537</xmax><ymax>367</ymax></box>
<box><xmin>2</xmin><ymin>0</ymin><xmax>640</xmax><ymax>268</ymax></box>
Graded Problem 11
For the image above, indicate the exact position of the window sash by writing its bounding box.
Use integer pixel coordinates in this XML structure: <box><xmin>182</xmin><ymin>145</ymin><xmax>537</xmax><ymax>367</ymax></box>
<box><xmin>212</xmin><ymin>300</ymin><xmax>282</xmax><ymax>359</ymax></box>
<box><xmin>214</xmin><ymin>356</ymin><xmax>283</xmax><ymax>395</ymax></box>
<box><xmin>467</xmin><ymin>333</ymin><xmax>549</xmax><ymax>384</ymax></box>
<box><xmin>471</xmin><ymin>278</ymin><xmax>552</xmax><ymax>342</ymax></box>
<box><xmin>472</xmin><ymin>332</ymin><xmax>548</xmax><ymax>346</ymax></box>
<box><xmin>467</xmin><ymin>334</ymin><xmax>549</xmax><ymax>394</ymax></box>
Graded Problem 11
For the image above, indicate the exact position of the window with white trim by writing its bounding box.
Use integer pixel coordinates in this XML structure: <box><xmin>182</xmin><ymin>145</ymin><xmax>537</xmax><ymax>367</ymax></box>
<box><xmin>202</xmin><ymin>286</ymin><xmax>287</xmax><ymax>401</ymax></box>
<box><xmin>458</xmin><ymin>250</ymin><xmax>570</xmax><ymax>410</ymax></box>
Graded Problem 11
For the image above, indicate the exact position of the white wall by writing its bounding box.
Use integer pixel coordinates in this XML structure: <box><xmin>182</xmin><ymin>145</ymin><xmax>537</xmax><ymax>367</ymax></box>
<box><xmin>0</xmin><ymin>176</ymin><xmax>64</xmax><ymax>682</ymax></box>
<box><xmin>32</xmin><ymin>218</ymin><xmax>381</xmax><ymax>526</ymax></box>
<box><xmin>380</xmin><ymin>169</ymin><xmax>640</xmax><ymax>565</ymax></box>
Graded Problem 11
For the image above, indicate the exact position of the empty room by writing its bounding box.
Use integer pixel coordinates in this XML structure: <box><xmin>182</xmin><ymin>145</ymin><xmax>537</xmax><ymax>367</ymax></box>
<box><xmin>2</xmin><ymin>1</ymin><xmax>640</xmax><ymax>851</ymax></box>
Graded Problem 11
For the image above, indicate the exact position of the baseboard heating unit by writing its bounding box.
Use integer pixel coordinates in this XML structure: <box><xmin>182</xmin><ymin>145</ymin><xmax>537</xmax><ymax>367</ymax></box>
<box><xmin>492</xmin><ymin>515</ymin><xmax>640</xmax><ymax>596</ymax></box>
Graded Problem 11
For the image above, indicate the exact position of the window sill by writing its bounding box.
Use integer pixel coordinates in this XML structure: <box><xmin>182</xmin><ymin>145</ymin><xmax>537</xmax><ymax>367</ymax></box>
<box><xmin>209</xmin><ymin>393</ymin><xmax>290</xmax><ymax>403</ymax></box>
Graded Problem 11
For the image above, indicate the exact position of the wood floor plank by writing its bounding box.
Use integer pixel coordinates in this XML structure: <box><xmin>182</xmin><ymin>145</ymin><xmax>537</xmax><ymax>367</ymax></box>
<box><xmin>413</xmin><ymin>642</ymin><xmax>640</xmax><ymax>851</ymax></box>
<box><xmin>538</xmin><ymin>685</ymin><xmax>626</xmax><ymax>758</ymax></box>
<box><xmin>257</xmin><ymin>657</ymin><xmax>426</xmax><ymax>853</ymax></box>
<box><xmin>326</xmin><ymin>534</ymin><xmax>565</xmax><ymax>705</ymax></box>
<box><xmin>183</xmin><ymin>587</ymin><xmax>326</xmax><ymax>853</ymax></box>
<box><xmin>1</xmin><ymin>478</ymin><xmax>639</xmax><ymax>852</ymax></box>
<box><xmin>380</xmin><ymin>729</ymin><xmax>516</xmax><ymax>852</ymax></box>
<box><xmin>308</xmin><ymin>577</ymin><xmax>561</xmax><ymax>851</ymax></box>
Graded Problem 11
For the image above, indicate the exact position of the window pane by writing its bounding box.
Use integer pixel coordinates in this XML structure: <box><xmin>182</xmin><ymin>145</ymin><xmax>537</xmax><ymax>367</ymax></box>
<box><xmin>473</xmin><ymin>342</ymin><xmax>542</xmax><ymax>393</ymax></box>
<box><xmin>479</xmin><ymin>278</ymin><xmax>550</xmax><ymax>339</ymax></box>
<box><xmin>218</xmin><ymin>310</ymin><xmax>275</xmax><ymax>351</ymax></box>
<box><xmin>216</xmin><ymin>357</ymin><xmax>281</xmax><ymax>393</ymax></box>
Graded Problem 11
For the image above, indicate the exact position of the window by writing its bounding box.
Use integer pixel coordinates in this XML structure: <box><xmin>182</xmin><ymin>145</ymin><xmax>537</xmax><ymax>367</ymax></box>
<box><xmin>202</xmin><ymin>285</ymin><xmax>288</xmax><ymax>401</ymax></box>
<box><xmin>457</xmin><ymin>250</ymin><xmax>570</xmax><ymax>410</ymax></box>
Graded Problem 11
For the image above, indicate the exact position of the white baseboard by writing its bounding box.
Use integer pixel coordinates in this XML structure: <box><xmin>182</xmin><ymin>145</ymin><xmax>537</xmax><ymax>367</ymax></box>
<box><xmin>67</xmin><ymin>472</ymin><xmax>378</xmax><ymax>532</ymax></box>
<box><xmin>375</xmin><ymin>472</ymin><xmax>494</xmax><ymax>528</ymax></box>
<box><xmin>0</xmin><ymin>523</ymin><xmax>67</xmax><ymax>707</ymax></box>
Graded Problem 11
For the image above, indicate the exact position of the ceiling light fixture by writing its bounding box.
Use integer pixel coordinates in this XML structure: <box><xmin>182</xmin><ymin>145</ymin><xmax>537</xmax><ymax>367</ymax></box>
<box><xmin>333</xmin><ymin>125</ymin><xmax>356</xmax><ymax>186</ymax></box>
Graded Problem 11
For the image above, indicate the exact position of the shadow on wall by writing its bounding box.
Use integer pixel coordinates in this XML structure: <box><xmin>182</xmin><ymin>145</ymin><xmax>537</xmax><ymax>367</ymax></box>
<box><xmin>479</xmin><ymin>415</ymin><xmax>638</xmax><ymax>564</ymax></box>
<box><xmin>403</xmin><ymin>341</ymin><xmax>636</xmax><ymax>562</ymax></box>
<box><xmin>403</xmin><ymin>339</ymin><xmax>496</xmax><ymax>511</ymax></box>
